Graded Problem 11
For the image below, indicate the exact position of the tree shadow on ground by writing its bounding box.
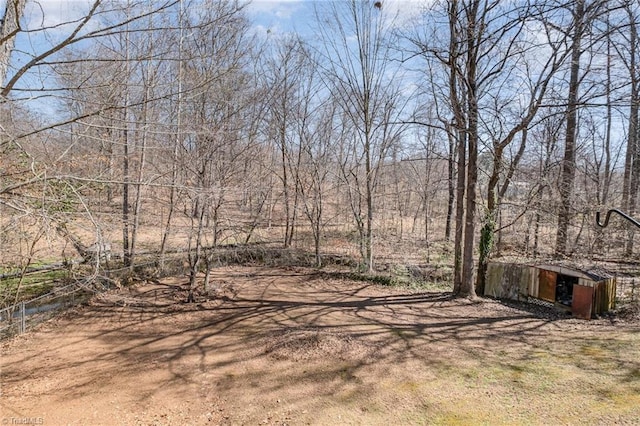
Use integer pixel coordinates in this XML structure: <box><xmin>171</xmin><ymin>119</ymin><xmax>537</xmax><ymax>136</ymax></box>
<box><xmin>2</xmin><ymin>266</ymin><xmax>639</xmax><ymax>420</ymax></box>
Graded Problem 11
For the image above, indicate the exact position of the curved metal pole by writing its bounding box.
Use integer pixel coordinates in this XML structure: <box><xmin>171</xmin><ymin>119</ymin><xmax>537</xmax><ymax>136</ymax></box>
<box><xmin>596</xmin><ymin>209</ymin><xmax>640</xmax><ymax>229</ymax></box>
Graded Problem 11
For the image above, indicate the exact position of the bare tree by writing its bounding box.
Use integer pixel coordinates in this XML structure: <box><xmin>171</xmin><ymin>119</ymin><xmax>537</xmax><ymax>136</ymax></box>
<box><xmin>408</xmin><ymin>0</ymin><xmax>489</xmax><ymax>297</ymax></box>
<box><xmin>619</xmin><ymin>1</ymin><xmax>640</xmax><ymax>256</ymax></box>
<box><xmin>315</xmin><ymin>0</ymin><xmax>404</xmax><ymax>272</ymax></box>
<box><xmin>555</xmin><ymin>0</ymin><xmax>610</xmax><ymax>257</ymax></box>
<box><xmin>297</xmin><ymin>86</ymin><xmax>339</xmax><ymax>267</ymax></box>
<box><xmin>529</xmin><ymin>113</ymin><xmax>563</xmax><ymax>258</ymax></box>
<box><xmin>260</xmin><ymin>36</ymin><xmax>310</xmax><ymax>248</ymax></box>
<box><xmin>1</xmin><ymin>1</ymin><xmax>182</xmax><ymax>254</ymax></box>
<box><xmin>403</xmin><ymin>122</ymin><xmax>447</xmax><ymax>259</ymax></box>
<box><xmin>472</xmin><ymin>1</ymin><xmax>573</xmax><ymax>294</ymax></box>
<box><xmin>176</xmin><ymin>0</ymin><xmax>254</xmax><ymax>301</ymax></box>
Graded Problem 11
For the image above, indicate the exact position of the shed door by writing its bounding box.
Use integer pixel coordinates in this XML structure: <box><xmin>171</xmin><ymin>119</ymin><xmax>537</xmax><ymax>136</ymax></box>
<box><xmin>572</xmin><ymin>285</ymin><xmax>594</xmax><ymax>320</ymax></box>
<box><xmin>538</xmin><ymin>270</ymin><xmax>557</xmax><ymax>302</ymax></box>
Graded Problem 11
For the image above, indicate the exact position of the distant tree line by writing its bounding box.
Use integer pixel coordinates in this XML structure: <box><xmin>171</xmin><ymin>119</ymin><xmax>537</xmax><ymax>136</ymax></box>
<box><xmin>1</xmin><ymin>0</ymin><xmax>639</xmax><ymax>300</ymax></box>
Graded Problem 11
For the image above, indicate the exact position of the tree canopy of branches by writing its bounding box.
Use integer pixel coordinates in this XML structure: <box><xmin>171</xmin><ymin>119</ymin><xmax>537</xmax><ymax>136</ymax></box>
<box><xmin>2</xmin><ymin>0</ymin><xmax>640</xmax><ymax>303</ymax></box>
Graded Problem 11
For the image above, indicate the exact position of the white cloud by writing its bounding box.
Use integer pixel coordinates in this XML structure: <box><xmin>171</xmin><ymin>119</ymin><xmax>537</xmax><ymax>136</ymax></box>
<box><xmin>247</xmin><ymin>0</ymin><xmax>310</xmax><ymax>37</ymax></box>
<box><xmin>382</xmin><ymin>0</ymin><xmax>434</xmax><ymax>28</ymax></box>
<box><xmin>247</xmin><ymin>0</ymin><xmax>303</xmax><ymax>20</ymax></box>
<box><xmin>23</xmin><ymin>0</ymin><xmax>94</xmax><ymax>31</ymax></box>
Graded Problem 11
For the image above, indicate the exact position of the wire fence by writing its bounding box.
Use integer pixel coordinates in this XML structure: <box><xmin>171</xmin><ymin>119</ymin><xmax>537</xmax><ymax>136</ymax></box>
<box><xmin>616</xmin><ymin>276</ymin><xmax>639</xmax><ymax>305</ymax></box>
<box><xmin>0</xmin><ymin>247</ymin><xmax>298</xmax><ymax>340</ymax></box>
<box><xmin>0</xmin><ymin>274</ymin><xmax>117</xmax><ymax>340</ymax></box>
<box><xmin>1</xmin><ymin>252</ymin><xmax>639</xmax><ymax>340</ymax></box>
<box><xmin>0</xmin><ymin>254</ymin><xmax>186</xmax><ymax>340</ymax></box>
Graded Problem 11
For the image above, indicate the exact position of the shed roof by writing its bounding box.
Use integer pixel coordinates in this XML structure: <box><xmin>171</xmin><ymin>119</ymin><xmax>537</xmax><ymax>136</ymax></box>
<box><xmin>533</xmin><ymin>263</ymin><xmax>613</xmax><ymax>281</ymax></box>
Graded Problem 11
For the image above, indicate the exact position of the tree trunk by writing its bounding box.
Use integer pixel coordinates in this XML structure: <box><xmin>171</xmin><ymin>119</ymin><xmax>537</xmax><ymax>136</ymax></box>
<box><xmin>555</xmin><ymin>0</ymin><xmax>584</xmax><ymax>258</ymax></box>
<box><xmin>159</xmin><ymin>1</ymin><xmax>185</xmax><ymax>272</ymax></box>
<box><xmin>121</xmin><ymin>16</ymin><xmax>132</xmax><ymax>267</ymax></box>
<box><xmin>448</xmin><ymin>0</ymin><xmax>466</xmax><ymax>295</ymax></box>
<box><xmin>0</xmin><ymin>0</ymin><xmax>27</xmax><ymax>86</ymax></box>
<box><xmin>129</xmin><ymin>52</ymin><xmax>154</xmax><ymax>270</ymax></box>
<box><xmin>460</xmin><ymin>35</ymin><xmax>478</xmax><ymax>298</ymax></box>
<box><xmin>453</xmin><ymin>127</ymin><xmax>466</xmax><ymax>294</ymax></box>
<box><xmin>445</xmin><ymin>128</ymin><xmax>456</xmax><ymax>241</ymax></box>
<box><xmin>624</xmin><ymin>5</ymin><xmax>639</xmax><ymax>257</ymax></box>
<box><xmin>122</xmin><ymin>102</ymin><xmax>131</xmax><ymax>267</ymax></box>
<box><xmin>187</xmin><ymin>198</ymin><xmax>206</xmax><ymax>303</ymax></box>
<box><xmin>366</xmin><ymin>147</ymin><xmax>374</xmax><ymax>272</ymax></box>
<box><xmin>595</xmin><ymin>23</ymin><xmax>613</xmax><ymax>253</ymax></box>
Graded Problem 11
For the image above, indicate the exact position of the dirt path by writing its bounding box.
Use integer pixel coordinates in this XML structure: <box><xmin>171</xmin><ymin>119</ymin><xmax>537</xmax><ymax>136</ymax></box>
<box><xmin>2</xmin><ymin>266</ymin><xmax>639</xmax><ymax>425</ymax></box>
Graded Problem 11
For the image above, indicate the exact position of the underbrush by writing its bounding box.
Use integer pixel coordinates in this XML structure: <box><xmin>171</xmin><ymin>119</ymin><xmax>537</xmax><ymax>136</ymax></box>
<box><xmin>205</xmin><ymin>245</ymin><xmax>455</xmax><ymax>292</ymax></box>
<box><xmin>613</xmin><ymin>299</ymin><xmax>640</xmax><ymax>321</ymax></box>
<box><xmin>0</xmin><ymin>245</ymin><xmax>456</xmax><ymax>333</ymax></box>
<box><xmin>317</xmin><ymin>263</ymin><xmax>453</xmax><ymax>292</ymax></box>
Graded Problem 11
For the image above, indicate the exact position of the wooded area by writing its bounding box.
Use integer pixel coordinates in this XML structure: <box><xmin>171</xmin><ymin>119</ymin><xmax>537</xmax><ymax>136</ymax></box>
<box><xmin>2</xmin><ymin>0</ymin><xmax>640</xmax><ymax>306</ymax></box>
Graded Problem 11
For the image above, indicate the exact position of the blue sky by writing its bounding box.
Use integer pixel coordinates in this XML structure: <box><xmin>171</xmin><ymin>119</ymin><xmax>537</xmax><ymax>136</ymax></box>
<box><xmin>247</xmin><ymin>0</ymin><xmax>430</xmax><ymax>36</ymax></box>
<box><xmin>1</xmin><ymin>0</ymin><xmax>429</xmax><ymax>117</ymax></box>
<box><xmin>2</xmin><ymin>0</ymin><xmax>430</xmax><ymax>84</ymax></box>
<box><xmin>1</xmin><ymin>0</ymin><xmax>431</xmax><ymax>48</ymax></box>
<box><xmin>248</xmin><ymin>0</ymin><xmax>315</xmax><ymax>34</ymax></box>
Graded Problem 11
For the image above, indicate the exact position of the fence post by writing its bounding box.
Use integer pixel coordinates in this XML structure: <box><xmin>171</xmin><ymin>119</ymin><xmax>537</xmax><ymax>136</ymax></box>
<box><xmin>20</xmin><ymin>301</ymin><xmax>26</xmax><ymax>334</ymax></box>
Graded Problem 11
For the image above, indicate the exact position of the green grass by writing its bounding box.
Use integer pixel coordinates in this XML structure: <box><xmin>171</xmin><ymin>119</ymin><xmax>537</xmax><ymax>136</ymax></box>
<box><xmin>0</xmin><ymin>269</ymin><xmax>69</xmax><ymax>301</ymax></box>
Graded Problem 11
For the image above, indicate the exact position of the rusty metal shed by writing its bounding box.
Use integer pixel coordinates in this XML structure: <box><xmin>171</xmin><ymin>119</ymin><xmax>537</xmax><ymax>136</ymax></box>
<box><xmin>484</xmin><ymin>262</ymin><xmax>616</xmax><ymax>319</ymax></box>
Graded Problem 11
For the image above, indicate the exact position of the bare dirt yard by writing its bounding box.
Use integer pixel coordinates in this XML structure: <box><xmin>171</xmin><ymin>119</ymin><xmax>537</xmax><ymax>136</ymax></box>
<box><xmin>2</xmin><ymin>266</ymin><xmax>640</xmax><ymax>425</ymax></box>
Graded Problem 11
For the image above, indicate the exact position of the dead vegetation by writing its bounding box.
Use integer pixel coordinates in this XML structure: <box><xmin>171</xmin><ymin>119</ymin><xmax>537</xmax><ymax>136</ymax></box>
<box><xmin>263</xmin><ymin>327</ymin><xmax>379</xmax><ymax>362</ymax></box>
<box><xmin>614</xmin><ymin>300</ymin><xmax>640</xmax><ymax>322</ymax></box>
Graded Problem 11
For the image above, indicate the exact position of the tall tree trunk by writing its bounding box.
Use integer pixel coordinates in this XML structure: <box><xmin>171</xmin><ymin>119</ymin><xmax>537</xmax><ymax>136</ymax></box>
<box><xmin>476</xmin><ymin>147</ymin><xmax>501</xmax><ymax>296</ymax></box>
<box><xmin>595</xmin><ymin>22</ymin><xmax>613</xmax><ymax>253</ymax></box>
<box><xmin>448</xmin><ymin>0</ymin><xmax>466</xmax><ymax>295</ymax></box>
<box><xmin>129</xmin><ymin>67</ymin><xmax>153</xmax><ymax>270</ymax></box>
<box><xmin>460</xmin><ymin>0</ymin><xmax>479</xmax><ymax>298</ymax></box>
<box><xmin>281</xmin><ymin>137</ymin><xmax>292</xmax><ymax>248</ymax></box>
<box><xmin>278</xmin><ymin>78</ymin><xmax>293</xmax><ymax>248</ymax></box>
<box><xmin>122</xmin><ymin>94</ymin><xmax>131</xmax><ymax>267</ymax></box>
<box><xmin>364</xmin><ymin>56</ymin><xmax>374</xmax><ymax>272</ymax></box>
<box><xmin>159</xmin><ymin>0</ymin><xmax>185</xmax><ymax>271</ymax></box>
<box><xmin>121</xmin><ymin>7</ymin><xmax>133</xmax><ymax>267</ymax></box>
<box><xmin>0</xmin><ymin>0</ymin><xmax>27</xmax><ymax>86</ymax></box>
<box><xmin>624</xmin><ymin>5</ymin><xmax>639</xmax><ymax>257</ymax></box>
<box><xmin>602</xmin><ymin>22</ymin><xmax>613</xmax><ymax>206</ymax></box>
<box><xmin>555</xmin><ymin>0</ymin><xmax>584</xmax><ymax>258</ymax></box>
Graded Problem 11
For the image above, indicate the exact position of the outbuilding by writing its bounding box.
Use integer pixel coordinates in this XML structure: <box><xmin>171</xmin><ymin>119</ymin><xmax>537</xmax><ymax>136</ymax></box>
<box><xmin>484</xmin><ymin>262</ymin><xmax>616</xmax><ymax>319</ymax></box>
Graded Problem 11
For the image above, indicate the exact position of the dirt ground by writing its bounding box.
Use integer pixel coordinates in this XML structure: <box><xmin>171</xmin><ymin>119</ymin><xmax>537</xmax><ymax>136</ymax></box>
<box><xmin>2</xmin><ymin>266</ymin><xmax>640</xmax><ymax>425</ymax></box>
